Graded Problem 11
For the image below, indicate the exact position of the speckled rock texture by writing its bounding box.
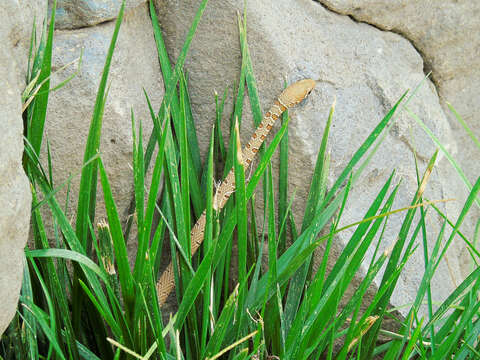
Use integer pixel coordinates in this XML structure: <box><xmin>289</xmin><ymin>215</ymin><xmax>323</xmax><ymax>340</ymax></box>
<box><xmin>0</xmin><ymin>0</ymin><xmax>46</xmax><ymax>336</ymax></box>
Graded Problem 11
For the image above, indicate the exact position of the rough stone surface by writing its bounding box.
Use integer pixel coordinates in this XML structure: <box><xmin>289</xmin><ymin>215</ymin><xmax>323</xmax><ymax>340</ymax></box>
<box><xmin>155</xmin><ymin>0</ymin><xmax>472</xmax><ymax>314</ymax></box>
<box><xmin>0</xmin><ymin>0</ymin><xmax>46</xmax><ymax>336</ymax></box>
<box><xmin>52</xmin><ymin>0</ymin><xmax>146</xmax><ymax>29</ymax></box>
<box><xmin>45</xmin><ymin>3</ymin><xmax>163</xmax><ymax>256</ymax></box>
<box><xmin>317</xmin><ymin>0</ymin><xmax>480</xmax><ymax>216</ymax></box>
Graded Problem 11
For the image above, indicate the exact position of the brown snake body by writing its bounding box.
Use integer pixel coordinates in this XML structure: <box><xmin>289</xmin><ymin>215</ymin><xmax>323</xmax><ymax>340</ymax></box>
<box><xmin>156</xmin><ymin>79</ymin><xmax>316</xmax><ymax>306</ymax></box>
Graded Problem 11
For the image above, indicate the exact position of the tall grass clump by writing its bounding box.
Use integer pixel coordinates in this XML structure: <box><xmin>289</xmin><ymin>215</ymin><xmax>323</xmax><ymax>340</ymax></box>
<box><xmin>1</xmin><ymin>0</ymin><xmax>479</xmax><ymax>359</ymax></box>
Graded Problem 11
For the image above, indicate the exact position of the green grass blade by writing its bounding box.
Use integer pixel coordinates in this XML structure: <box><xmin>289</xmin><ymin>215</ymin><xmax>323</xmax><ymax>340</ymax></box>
<box><xmin>401</xmin><ymin>318</ymin><xmax>423</xmax><ymax>360</ymax></box>
<box><xmin>77</xmin><ymin>279</ymin><xmax>122</xmax><ymax>338</ymax></box>
<box><xmin>76</xmin><ymin>0</ymin><xmax>125</xmax><ymax>248</ymax></box>
<box><xmin>143</xmin><ymin>272</ymin><xmax>167</xmax><ymax>356</ymax></box>
<box><xmin>203</xmin><ymin>286</ymin><xmax>239</xmax><ymax>358</ymax></box>
<box><xmin>149</xmin><ymin>0</ymin><xmax>208</xmax><ymax>138</ymax></box>
<box><xmin>142</xmin><ymin>89</ymin><xmax>161</xmax><ymax>171</ymax></box>
<box><xmin>234</xmin><ymin>120</ymin><xmax>248</xmax><ymax>311</ymax></box>
<box><xmin>447</xmin><ymin>102</ymin><xmax>480</xmax><ymax>150</ymax></box>
<box><xmin>302</xmin><ymin>102</ymin><xmax>334</xmax><ymax>230</ymax></box>
<box><xmin>200</xmin><ymin>126</ymin><xmax>215</xmax><ymax>354</ymax></box>
<box><xmin>180</xmin><ymin>72</ymin><xmax>202</xmax><ymax>178</ymax></box>
<box><xmin>173</xmin><ymin>240</ymin><xmax>216</xmax><ymax>330</ymax></box>
<box><xmin>162</xmin><ymin>110</ymin><xmax>191</xmax><ymax>295</ymax></box>
<box><xmin>222</xmin><ymin>14</ymin><xmax>248</xmax><ymax>178</ymax></box>
<box><xmin>22</xmin><ymin>301</ymin><xmax>66</xmax><ymax>360</ymax></box>
<box><xmin>172</xmin><ymin>128</ymin><xmax>219</xmax><ymax>333</ymax></box>
<box><xmin>144</xmin><ymin>120</ymin><xmax>168</xmax><ymax>268</ymax></box>
<box><xmin>455</xmin><ymin>318</ymin><xmax>480</xmax><ymax>359</ymax></box>
<box><xmin>423</xmin><ymin>265</ymin><xmax>480</xmax><ymax>332</ymax></box>
<box><xmin>26</xmin><ymin>19</ymin><xmax>36</xmax><ymax>82</ymax></box>
<box><xmin>29</xmin><ymin>191</ymin><xmax>80</xmax><ymax>359</ymax></box>
<box><xmin>98</xmin><ymin>157</ymin><xmax>134</xmax><ymax>311</ymax></box>
<box><xmin>29</xmin><ymin>157</ymin><xmax>115</xmax><ymax>339</ymax></box>
<box><xmin>291</xmin><ymin>176</ymin><xmax>397</xmax><ymax>358</ymax></box>
<box><xmin>76</xmin><ymin>341</ymin><xmax>102</xmax><ymax>360</ymax></box>
<box><xmin>149</xmin><ymin>2</ymin><xmax>204</xmax><ymax>215</ymax></box>
<box><xmin>205</xmin><ymin>47</ymin><xmax>256</xmax><ymax>303</ymax></box>
<box><xmin>215</xmin><ymin>87</ymin><xmax>228</xmax><ymax>162</ymax></box>
<box><xmin>178</xmin><ymin>75</ymin><xmax>201</xmax><ymax>357</ymax></box>
<box><xmin>325</xmin><ymin>171</ymin><xmax>395</xmax><ymax>292</ymax></box>
<box><xmin>284</xmin><ymin>102</ymin><xmax>334</xmax><ymax>332</ymax></box>
<box><xmin>432</xmin><ymin>280</ymin><xmax>480</xmax><ymax>359</ymax></box>
<box><xmin>264</xmin><ymin>163</ymin><xmax>281</xmax><ymax>353</ymax></box>
<box><xmin>428</xmin><ymin>202</ymin><xmax>479</xmax><ymax>260</ymax></box>
<box><xmin>413</xmin><ymin>153</ymin><xmax>435</xmax><ymax>355</ymax></box>
<box><xmin>239</xmin><ymin>15</ymin><xmax>262</xmax><ymax>128</ymax></box>
<box><xmin>361</xmin><ymin>151</ymin><xmax>438</xmax><ymax>358</ymax></box>
<box><xmin>278</xmin><ymin>105</ymin><xmax>289</xmax><ymax>254</ymax></box>
<box><xmin>276</xmin><ymin>284</ymin><xmax>287</xmax><ymax>355</ymax></box>
<box><xmin>19</xmin><ymin>258</ymin><xmax>39</xmax><ymax>360</ymax></box>
<box><xmin>28</xmin><ymin>0</ymin><xmax>55</xmax><ymax>155</ymax></box>
<box><xmin>180</xmin><ymin>72</ymin><xmax>204</xmax><ymax>218</ymax></box>
<box><xmin>25</xmin><ymin>249</ymin><xmax>109</xmax><ymax>284</ymax></box>
<box><xmin>132</xmin><ymin>114</ymin><xmax>148</xmax><ymax>282</ymax></box>
<box><xmin>406</xmin><ymin>106</ymin><xmax>480</xmax><ymax>209</ymax></box>
<box><xmin>26</xmin><ymin>258</ymin><xmax>64</xmax><ymax>359</ymax></box>
<box><xmin>178</xmin><ymin>75</ymin><xmax>191</xmax><ymax>251</ymax></box>
<box><xmin>433</xmin><ymin>174</ymin><xmax>480</xmax><ymax>274</ymax></box>
<box><xmin>248</xmin><ymin>195</ymin><xmax>260</xmax><ymax>271</ymax></box>
<box><xmin>224</xmin><ymin>83</ymin><xmax>246</xmax><ymax>178</ymax></box>
<box><xmin>209</xmin><ymin>114</ymin><xmax>291</xmax><ymax>281</ymax></box>
<box><xmin>336</xmin><ymin>254</ymin><xmax>389</xmax><ymax>359</ymax></box>
<box><xmin>321</xmin><ymin>91</ymin><xmax>407</xmax><ymax>209</ymax></box>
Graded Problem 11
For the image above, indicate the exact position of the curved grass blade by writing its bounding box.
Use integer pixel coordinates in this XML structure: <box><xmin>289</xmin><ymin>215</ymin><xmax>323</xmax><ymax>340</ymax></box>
<box><xmin>361</xmin><ymin>150</ymin><xmax>438</xmax><ymax>358</ymax></box>
<box><xmin>25</xmin><ymin>249</ymin><xmax>109</xmax><ymax>284</ymax></box>
<box><xmin>234</xmin><ymin>120</ymin><xmax>248</xmax><ymax>313</ymax></box>
<box><xmin>76</xmin><ymin>1</ymin><xmax>125</xmax><ymax>248</ymax></box>
<box><xmin>26</xmin><ymin>258</ymin><xmax>64</xmax><ymax>359</ymax></box>
<box><xmin>406</xmin><ymin>106</ymin><xmax>480</xmax><ymax>209</ymax></box>
<box><xmin>99</xmin><ymin>158</ymin><xmax>135</xmax><ymax>311</ymax></box>
<box><xmin>28</xmin><ymin>0</ymin><xmax>56</xmax><ymax>155</ymax></box>
<box><xmin>284</xmin><ymin>101</ymin><xmax>334</xmax><ymax>332</ymax></box>
<box><xmin>200</xmin><ymin>126</ymin><xmax>215</xmax><ymax>354</ymax></box>
<box><xmin>321</xmin><ymin>91</ymin><xmax>407</xmax><ymax>208</ymax></box>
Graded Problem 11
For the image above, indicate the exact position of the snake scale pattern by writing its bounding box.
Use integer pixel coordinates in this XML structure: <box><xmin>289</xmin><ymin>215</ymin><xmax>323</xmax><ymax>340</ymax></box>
<box><xmin>156</xmin><ymin>79</ymin><xmax>316</xmax><ymax>306</ymax></box>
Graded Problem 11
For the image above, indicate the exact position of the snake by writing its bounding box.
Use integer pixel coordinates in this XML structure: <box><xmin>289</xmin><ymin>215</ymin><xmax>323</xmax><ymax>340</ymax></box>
<box><xmin>156</xmin><ymin>79</ymin><xmax>316</xmax><ymax>306</ymax></box>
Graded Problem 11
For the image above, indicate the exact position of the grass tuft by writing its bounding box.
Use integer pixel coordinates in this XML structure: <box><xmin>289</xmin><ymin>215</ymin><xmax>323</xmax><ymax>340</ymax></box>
<box><xmin>1</xmin><ymin>0</ymin><xmax>479</xmax><ymax>359</ymax></box>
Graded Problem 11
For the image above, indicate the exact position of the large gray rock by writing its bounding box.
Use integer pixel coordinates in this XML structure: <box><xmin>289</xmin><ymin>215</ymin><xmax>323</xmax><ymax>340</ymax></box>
<box><xmin>52</xmin><ymin>0</ymin><xmax>146</xmax><ymax>29</ymax></box>
<box><xmin>45</xmin><ymin>3</ymin><xmax>163</xmax><ymax>255</ymax></box>
<box><xmin>317</xmin><ymin>0</ymin><xmax>480</xmax><ymax>213</ymax></box>
<box><xmin>0</xmin><ymin>0</ymin><xmax>46</xmax><ymax>336</ymax></box>
<box><xmin>155</xmin><ymin>0</ymin><xmax>472</xmax><ymax>313</ymax></box>
<box><xmin>317</xmin><ymin>1</ymin><xmax>479</xmax><ymax>110</ymax></box>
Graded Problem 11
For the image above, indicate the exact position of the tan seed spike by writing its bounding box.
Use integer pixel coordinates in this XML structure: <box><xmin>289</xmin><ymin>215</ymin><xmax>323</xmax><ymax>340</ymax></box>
<box><xmin>156</xmin><ymin>79</ymin><xmax>316</xmax><ymax>306</ymax></box>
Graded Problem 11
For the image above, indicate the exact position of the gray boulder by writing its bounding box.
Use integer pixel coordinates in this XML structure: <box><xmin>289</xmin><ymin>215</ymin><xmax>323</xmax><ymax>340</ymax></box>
<box><xmin>0</xmin><ymin>0</ymin><xmax>46</xmax><ymax>336</ymax></box>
